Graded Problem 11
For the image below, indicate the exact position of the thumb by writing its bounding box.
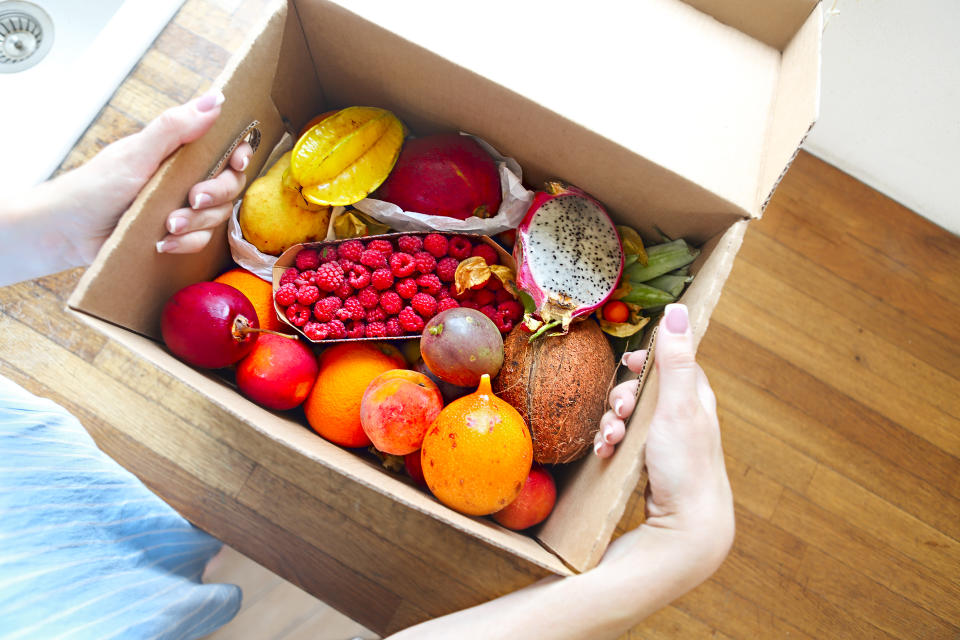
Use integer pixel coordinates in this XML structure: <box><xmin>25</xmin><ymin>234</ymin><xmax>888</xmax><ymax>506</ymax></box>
<box><xmin>129</xmin><ymin>91</ymin><xmax>225</xmax><ymax>173</ymax></box>
<box><xmin>654</xmin><ymin>303</ymin><xmax>700</xmax><ymax>420</ymax></box>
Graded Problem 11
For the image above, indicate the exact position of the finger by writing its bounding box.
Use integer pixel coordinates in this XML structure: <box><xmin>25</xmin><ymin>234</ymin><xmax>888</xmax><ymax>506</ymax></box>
<box><xmin>619</xmin><ymin>349</ymin><xmax>649</xmax><ymax>374</ymax></box>
<box><xmin>132</xmin><ymin>91</ymin><xmax>225</xmax><ymax>174</ymax></box>
<box><xmin>608</xmin><ymin>379</ymin><xmax>639</xmax><ymax>419</ymax></box>
<box><xmin>653</xmin><ymin>303</ymin><xmax>700</xmax><ymax>420</ymax></box>
<box><xmin>188</xmin><ymin>168</ymin><xmax>246</xmax><ymax>210</ymax></box>
<box><xmin>594</xmin><ymin>431</ymin><xmax>615</xmax><ymax>458</ymax></box>
<box><xmin>696</xmin><ymin>365</ymin><xmax>719</xmax><ymax>425</ymax></box>
<box><xmin>156</xmin><ymin>228</ymin><xmax>215</xmax><ymax>254</ymax></box>
<box><xmin>599</xmin><ymin>411</ymin><xmax>626</xmax><ymax>445</ymax></box>
<box><xmin>228</xmin><ymin>142</ymin><xmax>254</xmax><ymax>173</ymax></box>
<box><xmin>163</xmin><ymin>203</ymin><xmax>233</xmax><ymax>237</ymax></box>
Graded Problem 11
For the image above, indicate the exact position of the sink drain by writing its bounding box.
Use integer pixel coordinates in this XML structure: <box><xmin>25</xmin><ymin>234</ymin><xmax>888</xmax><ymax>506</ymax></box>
<box><xmin>0</xmin><ymin>1</ymin><xmax>53</xmax><ymax>73</ymax></box>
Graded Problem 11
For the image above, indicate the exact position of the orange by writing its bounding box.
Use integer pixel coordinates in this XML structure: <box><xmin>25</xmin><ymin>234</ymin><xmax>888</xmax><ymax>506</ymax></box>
<box><xmin>304</xmin><ymin>342</ymin><xmax>404</xmax><ymax>448</ymax></box>
<box><xmin>421</xmin><ymin>374</ymin><xmax>532</xmax><ymax>516</ymax></box>
<box><xmin>214</xmin><ymin>268</ymin><xmax>286</xmax><ymax>333</ymax></box>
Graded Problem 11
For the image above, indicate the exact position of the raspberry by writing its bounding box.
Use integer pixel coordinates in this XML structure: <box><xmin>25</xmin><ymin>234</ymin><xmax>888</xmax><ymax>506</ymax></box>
<box><xmin>336</xmin><ymin>296</ymin><xmax>364</xmax><ymax>321</ymax></box>
<box><xmin>313</xmin><ymin>296</ymin><xmax>341</xmax><ymax>322</ymax></box>
<box><xmin>397</xmin><ymin>235</ymin><xmax>423</xmax><ymax>254</ymax></box>
<box><xmin>315</xmin><ymin>263</ymin><xmax>344</xmax><ymax>292</ymax></box>
<box><xmin>423</xmin><ymin>233</ymin><xmax>448</xmax><ymax>258</ymax></box>
<box><xmin>285</xmin><ymin>303</ymin><xmax>310</xmax><ymax>326</ymax></box>
<box><xmin>485</xmin><ymin>276</ymin><xmax>503</xmax><ymax>292</ymax></box>
<box><xmin>371</xmin><ymin>268</ymin><xmax>395</xmax><ymax>290</ymax></box>
<box><xmin>366</xmin><ymin>238</ymin><xmax>394</xmax><ymax>256</ymax></box>
<box><xmin>451</xmin><ymin>284</ymin><xmax>471</xmax><ymax>301</ymax></box>
<box><xmin>279</xmin><ymin>268</ymin><xmax>300</xmax><ymax>286</ymax></box>
<box><xmin>396</xmin><ymin>277</ymin><xmax>418</xmax><ymax>299</ymax></box>
<box><xmin>346</xmin><ymin>320</ymin><xmax>366</xmax><ymax>339</ymax></box>
<box><xmin>338</xmin><ymin>258</ymin><xmax>356</xmax><ymax>273</ymax></box>
<box><xmin>411</xmin><ymin>292</ymin><xmax>438</xmax><ymax>318</ymax></box>
<box><xmin>335</xmin><ymin>282</ymin><xmax>354</xmax><ymax>299</ymax></box>
<box><xmin>413</xmin><ymin>273</ymin><xmax>440</xmax><ymax>296</ymax></box>
<box><xmin>436</xmin><ymin>287</ymin><xmax>451</xmax><ymax>300</ymax></box>
<box><xmin>436</xmin><ymin>257</ymin><xmax>458</xmax><ymax>282</ymax></box>
<box><xmin>398</xmin><ymin>306</ymin><xmax>425</xmax><ymax>333</ymax></box>
<box><xmin>495</xmin><ymin>287</ymin><xmax>513</xmax><ymax>304</ymax></box>
<box><xmin>413</xmin><ymin>251</ymin><xmax>436</xmax><ymax>274</ymax></box>
<box><xmin>346</xmin><ymin>264</ymin><xmax>371</xmax><ymax>289</ymax></box>
<box><xmin>388</xmin><ymin>252</ymin><xmax>416</xmax><ymax>278</ymax></box>
<box><xmin>360</xmin><ymin>249</ymin><xmax>387</xmax><ymax>269</ymax></box>
<box><xmin>358</xmin><ymin>286</ymin><xmax>380</xmax><ymax>309</ymax></box>
<box><xmin>295</xmin><ymin>270</ymin><xmax>317</xmax><ymax>287</ymax></box>
<box><xmin>319</xmin><ymin>245</ymin><xmax>338</xmax><ymax>264</ymax></box>
<box><xmin>303</xmin><ymin>321</ymin><xmax>329</xmax><ymax>341</ymax></box>
<box><xmin>379</xmin><ymin>291</ymin><xmax>403</xmax><ymax>314</ymax></box>
<box><xmin>326</xmin><ymin>319</ymin><xmax>347</xmax><ymax>339</ymax></box>
<box><xmin>479</xmin><ymin>304</ymin><xmax>498</xmax><ymax>321</ymax></box>
<box><xmin>274</xmin><ymin>283</ymin><xmax>298</xmax><ymax>306</ymax></box>
<box><xmin>447</xmin><ymin>236</ymin><xmax>472</xmax><ymax>260</ymax></box>
<box><xmin>338</xmin><ymin>239</ymin><xmax>364</xmax><ymax>262</ymax></box>
<box><xmin>497</xmin><ymin>300</ymin><xmax>524</xmax><ymax>323</ymax></box>
<box><xmin>493</xmin><ymin>309</ymin><xmax>515</xmax><ymax>334</ymax></box>
<box><xmin>437</xmin><ymin>297</ymin><xmax>460</xmax><ymax>312</ymax></box>
<box><xmin>297</xmin><ymin>284</ymin><xmax>320</xmax><ymax>305</ymax></box>
<box><xmin>365</xmin><ymin>306</ymin><xmax>387</xmax><ymax>323</ymax></box>
<box><xmin>385</xmin><ymin>317</ymin><xmax>403</xmax><ymax>337</ymax></box>
<box><xmin>365</xmin><ymin>321</ymin><xmax>387</xmax><ymax>338</ymax></box>
<box><xmin>460</xmin><ymin>300</ymin><xmax>480</xmax><ymax>310</ymax></box>
<box><xmin>470</xmin><ymin>243</ymin><xmax>499</xmax><ymax>265</ymax></box>
<box><xmin>471</xmin><ymin>288</ymin><xmax>495</xmax><ymax>307</ymax></box>
<box><xmin>295</xmin><ymin>249</ymin><xmax>320</xmax><ymax>271</ymax></box>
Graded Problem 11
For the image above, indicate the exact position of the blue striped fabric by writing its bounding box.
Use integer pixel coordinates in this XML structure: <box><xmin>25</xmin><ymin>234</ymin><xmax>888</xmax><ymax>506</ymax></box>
<box><xmin>0</xmin><ymin>375</ymin><xmax>241</xmax><ymax>639</ymax></box>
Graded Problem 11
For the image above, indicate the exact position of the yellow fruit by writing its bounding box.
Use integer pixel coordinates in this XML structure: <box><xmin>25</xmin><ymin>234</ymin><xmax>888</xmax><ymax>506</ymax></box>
<box><xmin>238</xmin><ymin>152</ymin><xmax>331</xmax><ymax>256</ymax></box>
<box><xmin>291</xmin><ymin>106</ymin><xmax>405</xmax><ymax>206</ymax></box>
<box><xmin>213</xmin><ymin>267</ymin><xmax>287</xmax><ymax>333</ymax></box>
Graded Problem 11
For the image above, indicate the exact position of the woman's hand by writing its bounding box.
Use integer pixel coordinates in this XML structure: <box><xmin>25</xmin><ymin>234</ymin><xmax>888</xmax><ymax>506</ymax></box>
<box><xmin>58</xmin><ymin>91</ymin><xmax>253</xmax><ymax>260</ymax></box>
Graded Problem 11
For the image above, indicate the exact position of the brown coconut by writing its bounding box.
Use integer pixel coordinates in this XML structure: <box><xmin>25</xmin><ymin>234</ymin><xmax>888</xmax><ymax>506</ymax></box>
<box><xmin>492</xmin><ymin>319</ymin><xmax>616</xmax><ymax>464</ymax></box>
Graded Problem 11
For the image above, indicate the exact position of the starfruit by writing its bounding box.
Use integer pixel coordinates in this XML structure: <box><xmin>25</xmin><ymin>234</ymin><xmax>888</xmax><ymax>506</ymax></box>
<box><xmin>291</xmin><ymin>106</ymin><xmax>405</xmax><ymax>206</ymax></box>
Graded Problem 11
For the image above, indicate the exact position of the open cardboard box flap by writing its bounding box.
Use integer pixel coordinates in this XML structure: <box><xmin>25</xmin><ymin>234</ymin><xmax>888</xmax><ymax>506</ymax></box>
<box><xmin>69</xmin><ymin>0</ymin><xmax>821</xmax><ymax>582</ymax></box>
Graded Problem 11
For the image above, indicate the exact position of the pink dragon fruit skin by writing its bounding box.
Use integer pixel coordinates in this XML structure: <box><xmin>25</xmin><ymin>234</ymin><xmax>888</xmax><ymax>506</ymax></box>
<box><xmin>513</xmin><ymin>181</ymin><xmax>624</xmax><ymax>332</ymax></box>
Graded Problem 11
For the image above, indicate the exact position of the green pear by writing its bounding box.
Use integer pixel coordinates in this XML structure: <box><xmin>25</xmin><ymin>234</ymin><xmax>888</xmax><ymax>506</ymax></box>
<box><xmin>239</xmin><ymin>151</ymin><xmax>331</xmax><ymax>256</ymax></box>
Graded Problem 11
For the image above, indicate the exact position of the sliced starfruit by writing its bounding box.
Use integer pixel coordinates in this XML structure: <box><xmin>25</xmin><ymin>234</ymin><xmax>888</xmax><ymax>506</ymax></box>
<box><xmin>291</xmin><ymin>106</ymin><xmax>405</xmax><ymax>206</ymax></box>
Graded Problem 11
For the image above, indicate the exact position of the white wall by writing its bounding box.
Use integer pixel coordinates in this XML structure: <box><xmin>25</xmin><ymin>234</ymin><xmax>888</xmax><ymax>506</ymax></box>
<box><xmin>802</xmin><ymin>0</ymin><xmax>960</xmax><ymax>234</ymax></box>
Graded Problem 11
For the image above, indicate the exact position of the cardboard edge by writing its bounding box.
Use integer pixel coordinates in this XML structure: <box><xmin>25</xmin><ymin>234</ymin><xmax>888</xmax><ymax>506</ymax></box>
<box><xmin>66</xmin><ymin>307</ymin><xmax>572</xmax><ymax>578</ymax></box>
<box><xmin>756</xmin><ymin>2</ymin><xmax>824</xmax><ymax>214</ymax></box>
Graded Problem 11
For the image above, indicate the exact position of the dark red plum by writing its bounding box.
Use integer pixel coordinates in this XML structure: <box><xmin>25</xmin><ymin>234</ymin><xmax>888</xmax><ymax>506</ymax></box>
<box><xmin>415</xmin><ymin>358</ymin><xmax>472</xmax><ymax>404</ymax></box>
<box><xmin>161</xmin><ymin>281</ymin><xmax>260</xmax><ymax>369</ymax></box>
<box><xmin>420</xmin><ymin>308</ymin><xmax>503</xmax><ymax>387</ymax></box>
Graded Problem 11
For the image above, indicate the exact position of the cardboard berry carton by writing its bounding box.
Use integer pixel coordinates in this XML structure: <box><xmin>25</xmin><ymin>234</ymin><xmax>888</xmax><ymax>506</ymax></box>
<box><xmin>68</xmin><ymin>0</ymin><xmax>822</xmax><ymax>634</ymax></box>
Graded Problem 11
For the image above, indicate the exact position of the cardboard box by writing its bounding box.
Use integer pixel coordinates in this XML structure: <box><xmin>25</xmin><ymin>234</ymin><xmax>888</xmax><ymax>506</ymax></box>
<box><xmin>68</xmin><ymin>0</ymin><xmax>821</xmax><ymax>633</ymax></box>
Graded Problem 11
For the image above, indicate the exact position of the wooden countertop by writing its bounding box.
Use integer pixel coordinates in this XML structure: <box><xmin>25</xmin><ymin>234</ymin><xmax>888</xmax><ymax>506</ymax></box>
<box><xmin>3</xmin><ymin>0</ymin><xmax>958</xmax><ymax>637</ymax></box>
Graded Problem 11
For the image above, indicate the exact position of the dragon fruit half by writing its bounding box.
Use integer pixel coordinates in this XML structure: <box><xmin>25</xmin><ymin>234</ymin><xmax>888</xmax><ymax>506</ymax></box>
<box><xmin>514</xmin><ymin>181</ymin><xmax>624</xmax><ymax>333</ymax></box>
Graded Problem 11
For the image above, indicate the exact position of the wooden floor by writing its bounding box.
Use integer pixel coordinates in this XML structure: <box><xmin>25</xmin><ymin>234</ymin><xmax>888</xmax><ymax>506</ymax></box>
<box><xmin>8</xmin><ymin>0</ymin><xmax>959</xmax><ymax>638</ymax></box>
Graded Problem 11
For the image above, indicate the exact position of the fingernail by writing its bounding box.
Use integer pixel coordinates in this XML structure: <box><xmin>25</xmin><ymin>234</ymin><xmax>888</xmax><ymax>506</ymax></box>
<box><xmin>156</xmin><ymin>238</ymin><xmax>178</xmax><ymax>254</ymax></box>
<box><xmin>664</xmin><ymin>303</ymin><xmax>689</xmax><ymax>335</ymax></box>
<box><xmin>614</xmin><ymin>399</ymin><xmax>624</xmax><ymax>418</ymax></box>
<box><xmin>192</xmin><ymin>193</ymin><xmax>212</xmax><ymax>209</ymax></box>
<box><xmin>168</xmin><ymin>216</ymin><xmax>186</xmax><ymax>234</ymax></box>
<box><xmin>594</xmin><ymin>439</ymin><xmax>603</xmax><ymax>455</ymax></box>
<box><xmin>621</xmin><ymin>352</ymin><xmax>631</xmax><ymax>366</ymax></box>
<box><xmin>239</xmin><ymin>155</ymin><xmax>249</xmax><ymax>172</ymax></box>
<box><xmin>195</xmin><ymin>91</ymin><xmax>225</xmax><ymax>113</ymax></box>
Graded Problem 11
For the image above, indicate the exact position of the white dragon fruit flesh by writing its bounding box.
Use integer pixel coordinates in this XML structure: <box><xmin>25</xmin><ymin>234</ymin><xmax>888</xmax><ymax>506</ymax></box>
<box><xmin>514</xmin><ymin>181</ymin><xmax>624</xmax><ymax>333</ymax></box>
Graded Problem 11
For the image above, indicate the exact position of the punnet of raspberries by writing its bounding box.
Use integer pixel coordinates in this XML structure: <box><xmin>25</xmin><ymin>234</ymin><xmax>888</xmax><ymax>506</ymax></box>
<box><xmin>273</xmin><ymin>233</ymin><xmax>516</xmax><ymax>341</ymax></box>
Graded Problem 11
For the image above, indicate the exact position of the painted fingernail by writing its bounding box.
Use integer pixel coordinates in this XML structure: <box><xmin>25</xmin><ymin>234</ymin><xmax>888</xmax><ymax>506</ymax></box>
<box><xmin>664</xmin><ymin>303</ymin><xmax>689</xmax><ymax>335</ymax></box>
<box><xmin>239</xmin><ymin>155</ymin><xmax>249</xmax><ymax>172</ymax></box>
<box><xmin>614</xmin><ymin>399</ymin><xmax>624</xmax><ymax>417</ymax></box>
<box><xmin>156</xmin><ymin>238</ymin><xmax>178</xmax><ymax>253</ymax></box>
<box><xmin>195</xmin><ymin>91</ymin><xmax>225</xmax><ymax>113</ymax></box>
<box><xmin>621</xmin><ymin>352</ymin><xmax>631</xmax><ymax>366</ymax></box>
<box><xmin>594</xmin><ymin>439</ymin><xmax>603</xmax><ymax>455</ymax></box>
<box><xmin>192</xmin><ymin>193</ymin><xmax>212</xmax><ymax>210</ymax></box>
<box><xmin>168</xmin><ymin>216</ymin><xmax>186</xmax><ymax>234</ymax></box>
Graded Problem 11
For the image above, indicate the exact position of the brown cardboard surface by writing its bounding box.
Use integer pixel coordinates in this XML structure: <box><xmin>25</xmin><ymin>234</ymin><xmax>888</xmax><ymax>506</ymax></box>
<box><xmin>67</xmin><ymin>0</ymin><xmax>820</xmax><ymax>590</ymax></box>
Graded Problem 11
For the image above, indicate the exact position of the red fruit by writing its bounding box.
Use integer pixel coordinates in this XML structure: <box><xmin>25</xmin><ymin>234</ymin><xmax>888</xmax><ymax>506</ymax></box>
<box><xmin>318</xmin><ymin>245</ymin><xmax>338</xmax><ymax>264</ymax></box>
<box><xmin>380</xmin><ymin>290</ymin><xmax>403</xmax><ymax>315</ymax></box>
<box><xmin>303</xmin><ymin>321</ymin><xmax>329</xmax><ymax>341</ymax></box>
<box><xmin>326</xmin><ymin>319</ymin><xmax>347</xmax><ymax>339</ymax></box>
<box><xmin>471</xmin><ymin>288</ymin><xmax>495</xmax><ymax>307</ymax></box>
<box><xmin>479</xmin><ymin>304</ymin><xmax>498</xmax><ymax>321</ymax></box>
<box><xmin>366</xmin><ymin>238</ymin><xmax>394</xmax><ymax>256</ymax></box>
<box><xmin>423</xmin><ymin>233</ymin><xmax>448</xmax><ymax>258</ymax></box>
<box><xmin>366</xmin><ymin>321</ymin><xmax>387</xmax><ymax>337</ymax></box>
<box><xmin>236</xmin><ymin>334</ymin><xmax>319</xmax><ymax>410</ymax></box>
<box><xmin>338</xmin><ymin>239</ymin><xmax>364</xmax><ymax>262</ymax></box>
<box><xmin>397</xmin><ymin>235</ymin><xmax>423</xmax><ymax>254</ymax></box>
<box><xmin>375</xmin><ymin>133</ymin><xmax>502</xmax><ymax>220</ymax></box>
<box><xmin>296</xmin><ymin>270</ymin><xmax>317</xmax><ymax>286</ymax></box>
<box><xmin>358</xmin><ymin>286</ymin><xmax>380</xmax><ymax>309</ymax></box>
<box><xmin>365</xmin><ymin>306</ymin><xmax>387</xmax><ymax>323</ymax></box>
<box><xmin>415</xmin><ymin>273</ymin><xmax>443</xmax><ymax>296</ymax></box>
<box><xmin>346</xmin><ymin>264</ymin><xmax>372</xmax><ymax>289</ymax></box>
<box><xmin>371</xmin><ymin>268</ymin><xmax>395</xmax><ymax>290</ymax></box>
<box><xmin>398</xmin><ymin>306</ymin><xmax>425</xmax><ymax>332</ymax></box>
<box><xmin>404</xmin><ymin>450</ymin><xmax>427</xmax><ymax>487</ymax></box>
<box><xmin>346</xmin><ymin>320</ymin><xmax>366</xmax><ymax>339</ymax></box>
<box><xmin>161</xmin><ymin>282</ymin><xmax>260</xmax><ymax>369</ymax></box>
<box><xmin>413</xmin><ymin>251</ymin><xmax>436</xmax><ymax>274</ymax></box>
<box><xmin>602</xmin><ymin>300</ymin><xmax>630</xmax><ymax>324</ymax></box>
<box><xmin>497</xmin><ymin>300</ymin><xmax>524</xmax><ymax>323</ymax></box>
<box><xmin>470</xmin><ymin>243</ymin><xmax>499</xmax><ymax>266</ymax></box>
<box><xmin>335</xmin><ymin>282</ymin><xmax>355</xmax><ymax>299</ymax></box>
<box><xmin>493</xmin><ymin>309</ymin><xmax>515</xmax><ymax>334</ymax></box>
<box><xmin>492</xmin><ymin>464</ymin><xmax>557</xmax><ymax>530</ymax></box>
<box><xmin>285</xmin><ymin>303</ymin><xmax>310</xmax><ymax>326</ymax></box>
<box><xmin>388</xmin><ymin>252</ymin><xmax>416</xmax><ymax>278</ymax></box>
<box><xmin>315</xmin><ymin>263</ymin><xmax>344</xmax><ymax>292</ymax></box>
<box><xmin>437</xmin><ymin>297</ymin><xmax>460</xmax><ymax>312</ymax></box>
<box><xmin>338</xmin><ymin>258</ymin><xmax>356</xmax><ymax>273</ymax></box>
<box><xmin>385</xmin><ymin>317</ymin><xmax>403</xmax><ymax>337</ymax></box>
<box><xmin>396</xmin><ymin>278</ymin><xmax>418</xmax><ymax>299</ymax></box>
<box><xmin>295</xmin><ymin>249</ymin><xmax>320</xmax><ymax>271</ymax></box>
<box><xmin>420</xmin><ymin>308</ymin><xmax>503</xmax><ymax>386</ymax></box>
<box><xmin>274</xmin><ymin>283</ymin><xmax>298</xmax><ymax>307</ymax></box>
<box><xmin>279</xmin><ymin>268</ymin><xmax>300</xmax><ymax>286</ymax></box>
<box><xmin>296</xmin><ymin>284</ymin><xmax>320</xmax><ymax>305</ymax></box>
<box><xmin>447</xmin><ymin>236</ymin><xmax>472</xmax><ymax>260</ymax></box>
<box><xmin>414</xmin><ymin>357</ymin><xmax>473</xmax><ymax>404</ymax></box>
<box><xmin>336</xmin><ymin>297</ymin><xmax>365</xmax><ymax>321</ymax></box>
<box><xmin>312</xmin><ymin>296</ymin><xmax>341</xmax><ymax>322</ymax></box>
<box><xmin>436</xmin><ymin>257</ymin><xmax>458</xmax><ymax>282</ymax></box>
<box><xmin>410</xmin><ymin>292</ymin><xmax>438</xmax><ymax>318</ymax></box>
<box><xmin>360</xmin><ymin>249</ymin><xmax>387</xmax><ymax>269</ymax></box>
<box><xmin>360</xmin><ymin>370</ymin><xmax>443</xmax><ymax>455</ymax></box>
